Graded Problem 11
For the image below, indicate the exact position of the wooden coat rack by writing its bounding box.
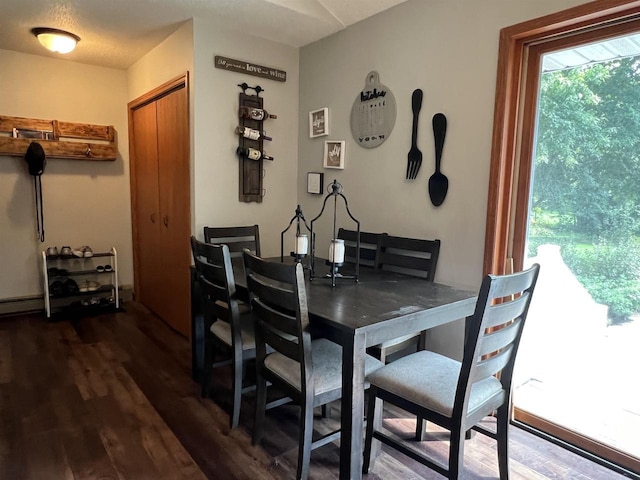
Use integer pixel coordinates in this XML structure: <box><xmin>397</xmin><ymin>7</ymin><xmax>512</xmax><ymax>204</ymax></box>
<box><xmin>0</xmin><ymin>115</ymin><xmax>117</xmax><ymax>161</ymax></box>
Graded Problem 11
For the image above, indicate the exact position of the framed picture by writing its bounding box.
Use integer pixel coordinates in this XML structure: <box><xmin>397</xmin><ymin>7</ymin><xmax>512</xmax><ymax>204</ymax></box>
<box><xmin>307</xmin><ymin>172</ymin><xmax>324</xmax><ymax>194</ymax></box>
<box><xmin>309</xmin><ymin>108</ymin><xmax>329</xmax><ymax>138</ymax></box>
<box><xmin>323</xmin><ymin>141</ymin><xmax>345</xmax><ymax>169</ymax></box>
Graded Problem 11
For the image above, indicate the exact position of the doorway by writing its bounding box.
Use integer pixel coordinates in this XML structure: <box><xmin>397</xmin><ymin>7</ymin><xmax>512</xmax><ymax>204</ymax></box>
<box><xmin>128</xmin><ymin>74</ymin><xmax>191</xmax><ymax>337</ymax></box>
<box><xmin>484</xmin><ymin>2</ymin><xmax>640</xmax><ymax>476</ymax></box>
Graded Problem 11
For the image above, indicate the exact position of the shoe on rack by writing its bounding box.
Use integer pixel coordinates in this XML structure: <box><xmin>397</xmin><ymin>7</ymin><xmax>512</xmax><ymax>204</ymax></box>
<box><xmin>60</xmin><ymin>246</ymin><xmax>73</xmax><ymax>258</ymax></box>
<box><xmin>64</xmin><ymin>278</ymin><xmax>79</xmax><ymax>295</ymax></box>
<box><xmin>103</xmin><ymin>265</ymin><xmax>113</xmax><ymax>272</ymax></box>
<box><xmin>83</xmin><ymin>246</ymin><xmax>94</xmax><ymax>258</ymax></box>
<box><xmin>96</xmin><ymin>265</ymin><xmax>105</xmax><ymax>273</ymax></box>
<box><xmin>79</xmin><ymin>280</ymin><xmax>100</xmax><ymax>292</ymax></box>
<box><xmin>49</xmin><ymin>280</ymin><xmax>65</xmax><ymax>297</ymax></box>
<box><xmin>46</xmin><ymin>246</ymin><xmax>59</xmax><ymax>258</ymax></box>
<box><xmin>72</xmin><ymin>246</ymin><xmax>85</xmax><ymax>258</ymax></box>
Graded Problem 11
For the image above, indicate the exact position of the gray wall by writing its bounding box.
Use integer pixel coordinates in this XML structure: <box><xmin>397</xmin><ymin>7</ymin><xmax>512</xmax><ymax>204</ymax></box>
<box><xmin>297</xmin><ymin>0</ymin><xmax>588</xmax><ymax>358</ymax></box>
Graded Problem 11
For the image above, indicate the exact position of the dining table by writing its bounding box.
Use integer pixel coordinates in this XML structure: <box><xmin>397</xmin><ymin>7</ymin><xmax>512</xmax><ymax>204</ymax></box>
<box><xmin>191</xmin><ymin>259</ymin><xmax>477</xmax><ymax>480</ymax></box>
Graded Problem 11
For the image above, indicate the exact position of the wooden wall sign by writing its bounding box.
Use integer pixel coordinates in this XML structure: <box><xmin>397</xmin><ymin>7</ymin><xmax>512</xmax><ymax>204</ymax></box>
<box><xmin>215</xmin><ymin>55</ymin><xmax>287</xmax><ymax>82</ymax></box>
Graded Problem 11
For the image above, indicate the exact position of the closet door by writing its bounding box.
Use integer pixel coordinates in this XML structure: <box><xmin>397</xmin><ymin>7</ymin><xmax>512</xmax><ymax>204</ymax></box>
<box><xmin>131</xmin><ymin>101</ymin><xmax>163</xmax><ymax>314</ymax></box>
<box><xmin>129</xmin><ymin>74</ymin><xmax>191</xmax><ymax>337</ymax></box>
<box><xmin>156</xmin><ymin>87</ymin><xmax>191</xmax><ymax>336</ymax></box>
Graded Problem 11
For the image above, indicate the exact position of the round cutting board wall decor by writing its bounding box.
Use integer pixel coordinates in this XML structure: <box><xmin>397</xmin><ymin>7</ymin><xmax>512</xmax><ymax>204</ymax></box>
<box><xmin>350</xmin><ymin>71</ymin><xmax>396</xmax><ymax>149</ymax></box>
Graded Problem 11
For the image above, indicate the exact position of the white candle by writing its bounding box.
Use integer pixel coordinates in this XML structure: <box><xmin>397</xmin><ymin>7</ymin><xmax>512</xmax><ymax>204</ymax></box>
<box><xmin>295</xmin><ymin>234</ymin><xmax>308</xmax><ymax>255</ymax></box>
<box><xmin>328</xmin><ymin>239</ymin><xmax>345</xmax><ymax>264</ymax></box>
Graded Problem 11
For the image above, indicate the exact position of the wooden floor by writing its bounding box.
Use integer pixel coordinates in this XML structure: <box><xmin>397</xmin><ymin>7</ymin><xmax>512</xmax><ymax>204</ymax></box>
<box><xmin>0</xmin><ymin>302</ymin><xmax>632</xmax><ymax>479</ymax></box>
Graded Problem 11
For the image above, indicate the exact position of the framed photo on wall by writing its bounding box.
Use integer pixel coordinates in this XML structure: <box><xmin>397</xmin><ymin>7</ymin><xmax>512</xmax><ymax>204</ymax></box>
<box><xmin>309</xmin><ymin>108</ymin><xmax>329</xmax><ymax>138</ymax></box>
<box><xmin>323</xmin><ymin>140</ymin><xmax>345</xmax><ymax>169</ymax></box>
<box><xmin>307</xmin><ymin>172</ymin><xmax>324</xmax><ymax>194</ymax></box>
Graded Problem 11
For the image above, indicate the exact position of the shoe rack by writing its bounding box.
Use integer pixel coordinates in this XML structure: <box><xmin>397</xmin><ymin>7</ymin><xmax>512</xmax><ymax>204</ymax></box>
<box><xmin>0</xmin><ymin>115</ymin><xmax>117</xmax><ymax>161</ymax></box>
<box><xmin>42</xmin><ymin>247</ymin><xmax>120</xmax><ymax>319</ymax></box>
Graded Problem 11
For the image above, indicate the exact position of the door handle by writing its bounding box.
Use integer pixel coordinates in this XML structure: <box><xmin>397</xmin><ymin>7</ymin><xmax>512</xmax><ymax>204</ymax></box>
<box><xmin>150</xmin><ymin>213</ymin><xmax>157</xmax><ymax>223</ymax></box>
<box><xmin>163</xmin><ymin>215</ymin><xmax>169</xmax><ymax>228</ymax></box>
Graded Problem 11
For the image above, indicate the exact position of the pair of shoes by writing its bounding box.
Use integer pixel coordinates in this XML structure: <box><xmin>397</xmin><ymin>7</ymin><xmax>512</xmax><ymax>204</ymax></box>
<box><xmin>49</xmin><ymin>278</ymin><xmax>78</xmax><ymax>296</ymax></box>
<box><xmin>96</xmin><ymin>265</ymin><xmax>113</xmax><ymax>273</ymax></box>
<box><xmin>78</xmin><ymin>280</ymin><xmax>100</xmax><ymax>292</ymax></box>
<box><xmin>73</xmin><ymin>246</ymin><xmax>94</xmax><ymax>258</ymax></box>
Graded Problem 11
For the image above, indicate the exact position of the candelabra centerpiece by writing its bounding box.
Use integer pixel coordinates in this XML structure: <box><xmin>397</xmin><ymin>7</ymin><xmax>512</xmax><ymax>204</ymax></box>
<box><xmin>310</xmin><ymin>180</ymin><xmax>360</xmax><ymax>287</ymax></box>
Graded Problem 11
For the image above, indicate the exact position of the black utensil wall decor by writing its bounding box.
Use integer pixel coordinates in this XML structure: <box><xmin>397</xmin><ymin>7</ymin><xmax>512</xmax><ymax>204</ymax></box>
<box><xmin>406</xmin><ymin>89</ymin><xmax>423</xmax><ymax>179</ymax></box>
<box><xmin>428</xmin><ymin>113</ymin><xmax>448</xmax><ymax>206</ymax></box>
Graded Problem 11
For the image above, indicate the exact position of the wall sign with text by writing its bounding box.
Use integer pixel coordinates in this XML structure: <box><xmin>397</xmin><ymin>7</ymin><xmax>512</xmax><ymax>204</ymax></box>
<box><xmin>215</xmin><ymin>56</ymin><xmax>287</xmax><ymax>82</ymax></box>
<box><xmin>350</xmin><ymin>71</ymin><xmax>396</xmax><ymax>148</ymax></box>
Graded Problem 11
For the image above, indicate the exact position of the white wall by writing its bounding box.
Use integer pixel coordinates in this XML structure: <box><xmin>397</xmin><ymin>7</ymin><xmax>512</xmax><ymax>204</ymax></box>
<box><xmin>0</xmin><ymin>49</ymin><xmax>130</xmax><ymax>299</ymax></box>
<box><xmin>191</xmin><ymin>18</ymin><xmax>299</xmax><ymax>256</ymax></box>
<box><xmin>298</xmin><ymin>0</ymin><xmax>589</xmax><ymax>358</ymax></box>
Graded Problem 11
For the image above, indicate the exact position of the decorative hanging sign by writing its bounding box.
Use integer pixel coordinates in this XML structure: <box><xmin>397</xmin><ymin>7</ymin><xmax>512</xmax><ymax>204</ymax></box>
<box><xmin>350</xmin><ymin>71</ymin><xmax>396</xmax><ymax>148</ymax></box>
<box><xmin>215</xmin><ymin>55</ymin><xmax>287</xmax><ymax>82</ymax></box>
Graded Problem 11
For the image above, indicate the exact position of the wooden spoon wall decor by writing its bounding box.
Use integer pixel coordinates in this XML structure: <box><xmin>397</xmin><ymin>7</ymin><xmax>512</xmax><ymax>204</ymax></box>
<box><xmin>428</xmin><ymin>113</ymin><xmax>448</xmax><ymax>206</ymax></box>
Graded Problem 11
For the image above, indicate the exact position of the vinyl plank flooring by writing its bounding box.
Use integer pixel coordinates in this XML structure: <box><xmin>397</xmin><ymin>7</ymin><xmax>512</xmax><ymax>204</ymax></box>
<box><xmin>0</xmin><ymin>305</ymin><xmax>634</xmax><ymax>480</ymax></box>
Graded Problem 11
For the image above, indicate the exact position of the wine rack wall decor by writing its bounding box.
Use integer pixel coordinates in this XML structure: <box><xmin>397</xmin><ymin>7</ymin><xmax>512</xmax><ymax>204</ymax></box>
<box><xmin>236</xmin><ymin>83</ymin><xmax>276</xmax><ymax>203</ymax></box>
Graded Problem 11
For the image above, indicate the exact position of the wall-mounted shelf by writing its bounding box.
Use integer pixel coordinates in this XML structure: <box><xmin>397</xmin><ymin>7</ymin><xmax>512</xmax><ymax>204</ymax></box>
<box><xmin>0</xmin><ymin>115</ymin><xmax>117</xmax><ymax>161</ymax></box>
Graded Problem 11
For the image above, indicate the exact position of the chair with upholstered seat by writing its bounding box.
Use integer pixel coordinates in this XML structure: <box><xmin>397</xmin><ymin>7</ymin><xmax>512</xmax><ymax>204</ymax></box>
<box><xmin>337</xmin><ymin>227</ymin><xmax>384</xmax><ymax>268</ymax></box>
<box><xmin>372</xmin><ymin>235</ymin><xmax>441</xmax><ymax>363</ymax></box>
<box><xmin>191</xmin><ymin>236</ymin><xmax>257</xmax><ymax>429</ymax></box>
<box><xmin>204</xmin><ymin>225</ymin><xmax>260</xmax><ymax>258</ymax></box>
<box><xmin>363</xmin><ymin>263</ymin><xmax>540</xmax><ymax>480</ymax></box>
<box><xmin>243</xmin><ymin>250</ymin><xmax>384</xmax><ymax>480</ymax></box>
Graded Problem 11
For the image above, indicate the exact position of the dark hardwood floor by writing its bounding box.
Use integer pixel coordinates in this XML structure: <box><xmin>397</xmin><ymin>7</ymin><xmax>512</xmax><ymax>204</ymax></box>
<box><xmin>0</xmin><ymin>302</ymin><xmax>632</xmax><ymax>479</ymax></box>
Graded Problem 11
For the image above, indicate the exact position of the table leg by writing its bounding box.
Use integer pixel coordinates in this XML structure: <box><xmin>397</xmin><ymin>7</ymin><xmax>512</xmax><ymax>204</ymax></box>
<box><xmin>191</xmin><ymin>269</ymin><xmax>203</xmax><ymax>381</ymax></box>
<box><xmin>339</xmin><ymin>331</ymin><xmax>366</xmax><ymax>480</ymax></box>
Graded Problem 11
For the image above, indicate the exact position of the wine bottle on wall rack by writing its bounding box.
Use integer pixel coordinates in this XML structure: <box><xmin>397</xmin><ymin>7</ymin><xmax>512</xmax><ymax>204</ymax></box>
<box><xmin>239</xmin><ymin>106</ymin><xmax>277</xmax><ymax>121</ymax></box>
<box><xmin>236</xmin><ymin>146</ymin><xmax>274</xmax><ymax>161</ymax></box>
<box><xmin>235</xmin><ymin>126</ymin><xmax>272</xmax><ymax>141</ymax></box>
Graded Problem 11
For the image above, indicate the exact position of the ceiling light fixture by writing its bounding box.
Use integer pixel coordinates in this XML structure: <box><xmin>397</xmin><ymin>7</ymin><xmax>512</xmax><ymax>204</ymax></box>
<box><xmin>31</xmin><ymin>27</ymin><xmax>80</xmax><ymax>54</ymax></box>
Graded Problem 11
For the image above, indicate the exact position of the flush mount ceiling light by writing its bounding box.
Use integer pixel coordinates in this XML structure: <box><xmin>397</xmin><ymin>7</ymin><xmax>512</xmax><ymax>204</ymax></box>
<box><xmin>31</xmin><ymin>27</ymin><xmax>80</xmax><ymax>54</ymax></box>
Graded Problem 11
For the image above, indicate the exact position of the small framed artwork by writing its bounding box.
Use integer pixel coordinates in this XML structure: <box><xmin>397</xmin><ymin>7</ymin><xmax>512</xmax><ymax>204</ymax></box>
<box><xmin>309</xmin><ymin>107</ymin><xmax>329</xmax><ymax>138</ymax></box>
<box><xmin>307</xmin><ymin>172</ymin><xmax>324</xmax><ymax>194</ymax></box>
<box><xmin>323</xmin><ymin>141</ymin><xmax>345</xmax><ymax>169</ymax></box>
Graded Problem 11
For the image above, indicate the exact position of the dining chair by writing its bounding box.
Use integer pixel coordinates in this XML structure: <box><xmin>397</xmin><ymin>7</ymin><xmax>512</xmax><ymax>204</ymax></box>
<box><xmin>204</xmin><ymin>224</ymin><xmax>261</xmax><ymax>258</ymax></box>
<box><xmin>190</xmin><ymin>236</ymin><xmax>257</xmax><ymax>429</ymax></box>
<box><xmin>363</xmin><ymin>263</ymin><xmax>540</xmax><ymax>480</ymax></box>
<box><xmin>243</xmin><ymin>250</ymin><xmax>384</xmax><ymax>480</ymax></box>
<box><xmin>337</xmin><ymin>227</ymin><xmax>384</xmax><ymax>268</ymax></box>
<box><xmin>372</xmin><ymin>235</ymin><xmax>441</xmax><ymax>363</ymax></box>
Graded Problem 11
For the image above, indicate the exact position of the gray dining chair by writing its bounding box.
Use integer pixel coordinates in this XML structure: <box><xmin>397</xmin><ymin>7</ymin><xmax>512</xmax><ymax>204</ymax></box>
<box><xmin>371</xmin><ymin>235</ymin><xmax>441</xmax><ymax>363</ymax></box>
<box><xmin>244</xmin><ymin>250</ymin><xmax>384</xmax><ymax>480</ymax></box>
<box><xmin>191</xmin><ymin>236</ymin><xmax>257</xmax><ymax>429</ymax></box>
<box><xmin>363</xmin><ymin>263</ymin><xmax>540</xmax><ymax>480</ymax></box>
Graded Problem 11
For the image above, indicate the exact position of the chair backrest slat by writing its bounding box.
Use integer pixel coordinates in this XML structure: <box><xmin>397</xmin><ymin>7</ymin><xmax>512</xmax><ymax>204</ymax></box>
<box><xmin>378</xmin><ymin>235</ymin><xmax>440</xmax><ymax>280</ymax></box>
<box><xmin>455</xmin><ymin>263</ymin><xmax>540</xmax><ymax>419</ymax></box>
<box><xmin>473</xmin><ymin>344</ymin><xmax>514</xmax><ymax>380</ymax></box>
<box><xmin>484</xmin><ymin>292</ymin><xmax>530</xmax><ymax>330</ymax></box>
<box><xmin>338</xmin><ymin>228</ymin><xmax>384</xmax><ymax>267</ymax></box>
<box><xmin>204</xmin><ymin>225</ymin><xmax>261</xmax><ymax>258</ymax></box>
<box><xmin>477</xmin><ymin>318</ymin><xmax>521</xmax><ymax>358</ymax></box>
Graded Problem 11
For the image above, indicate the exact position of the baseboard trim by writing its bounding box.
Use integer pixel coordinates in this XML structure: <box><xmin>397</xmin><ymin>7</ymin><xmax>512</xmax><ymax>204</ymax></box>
<box><xmin>0</xmin><ymin>286</ymin><xmax>134</xmax><ymax>316</ymax></box>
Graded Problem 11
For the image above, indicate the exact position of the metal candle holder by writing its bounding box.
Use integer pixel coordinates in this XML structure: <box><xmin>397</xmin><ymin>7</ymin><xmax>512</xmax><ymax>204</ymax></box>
<box><xmin>280</xmin><ymin>204</ymin><xmax>312</xmax><ymax>264</ymax></box>
<box><xmin>310</xmin><ymin>180</ymin><xmax>360</xmax><ymax>286</ymax></box>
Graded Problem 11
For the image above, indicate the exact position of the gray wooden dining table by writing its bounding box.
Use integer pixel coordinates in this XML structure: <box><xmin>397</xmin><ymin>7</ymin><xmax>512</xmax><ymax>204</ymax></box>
<box><xmin>191</xmin><ymin>260</ymin><xmax>477</xmax><ymax>479</ymax></box>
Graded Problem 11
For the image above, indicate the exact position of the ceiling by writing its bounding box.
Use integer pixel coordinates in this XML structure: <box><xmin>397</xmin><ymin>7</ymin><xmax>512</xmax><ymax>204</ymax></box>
<box><xmin>0</xmin><ymin>0</ymin><xmax>409</xmax><ymax>70</ymax></box>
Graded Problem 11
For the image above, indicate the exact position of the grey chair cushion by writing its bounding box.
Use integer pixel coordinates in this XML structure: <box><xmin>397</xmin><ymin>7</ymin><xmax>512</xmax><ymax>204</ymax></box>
<box><xmin>366</xmin><ymin>350</ymin><xmax>503</xmax><ymax>417</ymax></box>
<box><xmin>210</xmin><ymin>312</ymin><xmax>256</xmax><ymax>350</ymax></box>
<box><xmin>264</xmin><ymin>338</ymin><xmax>384</xmax><ymax>397</ymax></box>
